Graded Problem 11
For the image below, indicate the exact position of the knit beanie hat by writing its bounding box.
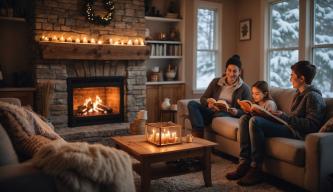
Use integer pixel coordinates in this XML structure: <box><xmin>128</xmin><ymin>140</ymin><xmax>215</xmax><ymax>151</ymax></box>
<box><xmin>226</xmin><ymin>54</ymin><xmax>242</xmax><ymax>69</ymax></box>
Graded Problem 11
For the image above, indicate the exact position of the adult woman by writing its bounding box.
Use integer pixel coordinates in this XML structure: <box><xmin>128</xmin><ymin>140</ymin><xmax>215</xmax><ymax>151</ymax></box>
<box><xmin>187</xmin><ymin>54</ymin><xmax>251</xmax><ymax>138</ymax></box>
<box><xmin>226</xmin><ymin>60</ymin><xmax>326</xmax><ymax>186</ymax></box>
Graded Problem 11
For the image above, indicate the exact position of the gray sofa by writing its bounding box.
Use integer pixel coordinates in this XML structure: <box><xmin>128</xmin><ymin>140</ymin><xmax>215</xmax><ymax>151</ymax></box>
<box><xmin>0</xmin><ymin>98</ymin><xmax>57</xmax><ymax>192</ymax></box>
<box><xmin>177</xmin><ymin>87</ymin><xmax>333</xmax><ymax>191</ymax></box>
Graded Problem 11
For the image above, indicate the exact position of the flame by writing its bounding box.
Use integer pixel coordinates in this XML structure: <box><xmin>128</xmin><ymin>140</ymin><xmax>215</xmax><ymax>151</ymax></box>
<box><xmin>81</xmin><ymin>95</ymin><xmax>104</xmax><ymax>115</ymax></box>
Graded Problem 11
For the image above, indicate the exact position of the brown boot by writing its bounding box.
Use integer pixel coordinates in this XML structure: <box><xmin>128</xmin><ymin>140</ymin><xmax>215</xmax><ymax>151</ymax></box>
<box><xmin>225</xmin><ymin>161</ymin><xmax>250</xmax><ymax>180</ymax></box>
<box><xmin>237</xmin><ymin>166</ymin><xmax>263</xmax><ymax>186</ymax></box>
<box><xmin>191</xmin><ymin>130</ymin><xmax>203</xmax><ymax>138</ymax></box>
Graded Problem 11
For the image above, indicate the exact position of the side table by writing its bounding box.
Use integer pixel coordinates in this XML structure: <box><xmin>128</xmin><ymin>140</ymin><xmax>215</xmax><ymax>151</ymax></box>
<box><xmin>160</xmin><ymin>109</ymin><xmax>177</xmax><ymax>122</ymax></box>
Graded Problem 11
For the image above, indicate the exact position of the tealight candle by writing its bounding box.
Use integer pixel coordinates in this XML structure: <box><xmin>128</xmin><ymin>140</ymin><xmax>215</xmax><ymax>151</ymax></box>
<box><xmin>75</xmin><ymin>38</ymin><xmax>80</xmax><ymax>43</ymax></box>
<box><xmin>66</xmin><ymin>37</ymin><xmax>72</xmax><ymax>42</ymax></box>
<box><xmin>120</xmin><ymin>40</ymin><xmax>124</xmax><ymax>45</ymax></box>
<box><xmin>83</xmin><ymin>37</ymin><xmax>88</xmax><ymax>43</ymax></box>
<box><xmin>52</xmin><ymin>36</ymin><xmax>57</xmax><ymax>41</ymax></box>
<box><xmin>91</xmin><ymin>38</ymin><xmax>96</xmax><ymax>44</ymax></box>
<box><xmin>140</xmin><ymin>40</ymin><xmax>145</xmax><ymax>46</ymax></box>
<box><xmin>114</xmin><ymin>41</ymin><xmax>119</xmax><ymax>45</ymax></box>
<box><xmin>127</xmin><ymin>39</ymin><xmax>133</xmax><ymax>46</ymax></box>
<box><xmin>134</xmin><ymin>39</ymin><xmax>139</xmax><ymax>45</ymax></box>
<box><xmin>60</xmin><ymin>36</ymin><xmax>65</xmax><ymax>42</ymax></box>
<box><xmin>97</xmin><ymin>40</ymin><xmax>103</xmax><ymax>44</ymax></box>
<box><xmin>40</xmin><ymin>35</ymin><xmax>45</xmax><ymax>41</ymax></box>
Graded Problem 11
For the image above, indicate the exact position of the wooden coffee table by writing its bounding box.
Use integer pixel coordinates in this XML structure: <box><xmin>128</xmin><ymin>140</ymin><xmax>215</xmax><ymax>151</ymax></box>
<box><xmin>112</xmin><ymin>135</ymin><xmax>217</xmax><ymax>192</ymax></box>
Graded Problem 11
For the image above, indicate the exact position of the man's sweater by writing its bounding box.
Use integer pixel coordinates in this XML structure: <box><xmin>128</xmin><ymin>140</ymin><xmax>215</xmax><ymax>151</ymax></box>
<box><xmin>280</xmin><ymin>85</ymin><xmax>326</xmax><ymax>139</ymax></box>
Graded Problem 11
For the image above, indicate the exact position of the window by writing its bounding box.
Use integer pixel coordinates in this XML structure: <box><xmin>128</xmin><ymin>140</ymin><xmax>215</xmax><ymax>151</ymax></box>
<box><xmin>268</xmin><ymin>0</ymin><xmax>299</xmax><ymax>88</ymax></box>
<box><xmin>312</xmin><ymin>0</ymin><xmax>333</xmax><ymax>97</ymax></box>
<box><xmin>267</xmin><ymin>0</ymin><xmax>333</xmax><ymax>97</ymax></box>
<box><xmin>194</xmin><ymin>1</ymin><xmax>222</xmax><ymax>91</ymax></box>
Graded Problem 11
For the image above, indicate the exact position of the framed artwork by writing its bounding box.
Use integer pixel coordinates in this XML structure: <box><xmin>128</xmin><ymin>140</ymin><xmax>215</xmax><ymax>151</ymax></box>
<box><xmin>240</xmin><ymin>19</ymin><xmax>251</xmax><ymax>41</ymax></box>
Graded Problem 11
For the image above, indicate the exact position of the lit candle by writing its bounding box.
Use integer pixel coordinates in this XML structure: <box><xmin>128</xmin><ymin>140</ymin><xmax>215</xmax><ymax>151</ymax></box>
<box><xmin>75</xmin><ymin>38</ymin><xmax>80</xmax><ymax>43</ymax></box>
<box><xmin>134</xmin><ymin>39</ymin><xmax>139</xmax><ymax>45</ymax></box>
<box><xmin>60</xmin><ymin>36</ymin><xmax>65</xmax><ymax>42</ymax></box>
<box><xmin>114</xmin><ymin>41</ymin><xmax>119</xmax><ymax>45</ymax></box>
<box><xmin>66</xmin><ymin>37</ymin><xmax>72</xmax><ymax>42</ymax></box>
<box><xmin>83</xmin><ymin>37</ymin><xmax>88</xmax><ymax>43</ymax></box>
<box><xmin>44</xmin><ymin>36</ymin><xmax>49</xmax><ymax>41</ymax></box>
<box><xmin>109</xmin><ymin>38</ymin><xmax>113</xmax><ymax>45</ymax></box>
<box><xmin>40</xmin><ymin>35</ymin><xmax>45</xmax><ymax>41</ymax></box>
<box><xmin>127</xmin><ymin>39</ymin><xmax>133</xmax><ymax>46</ymax></box>
<box><xmin>91</xmin><ymin>38</ymin><xmax>96</xmax><ymax>44</ymax></box>
<box><xmin>97</xmin><ymin>40</ymin><xmax>103</xmax><ymax>44</ymax></box>
<box><xmin>52</xmin><ymin>36</ymin><xmax>57</xmax><ymax>41</ymax></box>
<box><xmin>120</xmin><ymin>40</ymin><xmax>124</xmax><ymax>45</ymax></box>
<box><xmin>155</xmin><ymin>133</ymin><xmax>160</xmax><ymax>144</ymax></box>
<box><xmin>140</xmin><ymin>39</ymin><xmax>145</xmax><ymax>46</ymax></box>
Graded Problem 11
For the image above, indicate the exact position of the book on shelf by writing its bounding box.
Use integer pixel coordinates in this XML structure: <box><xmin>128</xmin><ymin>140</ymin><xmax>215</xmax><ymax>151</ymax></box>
<box><xmin>237</xmin><ymin>99</ymin><xmax>288</xmax><ymax>126</ymax></box>
<box><xmin>207</xmin><ymin>98</ymin><xmax>230</xmax><ymax>112</ymax></box>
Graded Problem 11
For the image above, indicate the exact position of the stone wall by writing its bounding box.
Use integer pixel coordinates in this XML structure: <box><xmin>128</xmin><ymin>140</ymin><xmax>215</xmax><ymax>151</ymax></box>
<box><xmin>33</xmin><ymin>0</ymin><xmax>147</xmax><ymax>129</ymax></box>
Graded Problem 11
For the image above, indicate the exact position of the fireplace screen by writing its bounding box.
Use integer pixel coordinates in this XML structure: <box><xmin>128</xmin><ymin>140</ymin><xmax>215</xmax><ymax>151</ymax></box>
<box><xmin>67</xmin><ymin>77</ymin><xmax>124</xmax><ymax>127</ymax></box>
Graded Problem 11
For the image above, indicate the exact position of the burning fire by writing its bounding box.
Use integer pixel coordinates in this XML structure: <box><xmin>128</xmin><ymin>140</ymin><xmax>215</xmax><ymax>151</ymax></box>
<box><xmin>77</xmin><ymin>95</ymin><xmax>112</xmax><ymax>116</ymax></box>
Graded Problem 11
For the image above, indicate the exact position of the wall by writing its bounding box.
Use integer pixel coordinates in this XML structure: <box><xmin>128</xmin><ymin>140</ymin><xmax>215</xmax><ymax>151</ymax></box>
<box><xmin>235</xmin><ymin>0</ymin><xmax>262</xmax><ymax>86</ymax></box>
<box><xmin>184</xmin><ymin>0</ymin><xmax>237</xmax><ymax>99</ymax></box>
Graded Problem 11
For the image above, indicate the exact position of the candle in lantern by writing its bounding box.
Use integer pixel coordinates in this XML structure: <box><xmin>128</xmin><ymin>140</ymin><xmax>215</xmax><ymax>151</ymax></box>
<box><xmin>75</xmin><ymin>38</ymin><xmax>80</xmax><ymax>43</ymax></box>
<box><xmin>127</xmin><ymin>39</ymin><xmax>133</xmax><ymax>46</ymax></box>
<box><xmin>91</xmin><ymin>38</ymin><xmax>96</xmax><ymax>44</ymax></box>
<box><xmin>109</xmin><ymin>38</ymin><xmax>113</xmax><ymax>45</ymax></box>
<box><xmin>40</xmin><ymin>35</ymin><xmax>45</xmax><ymax>41</ymax></box>
<box><xmin>140</xmin><ymin>39</ymin><xmax>145</xmax><ymax>46</ymax></box>
<box><xmin>52</xmin><ymin>36</ymin><xmax>57</xmax><ymax>41</ymax></box>
<box><xmin>83</xmin><ymin>37</ymin><xmax>88</xmax><ymax>43</ymax></box>
<box><xmin>114</xmin><ymin>40</ymin><xmax>119</xmax><ymax>45</ymax></box>
<box><xmin>134</xmin><ymin>38</ymin><xmax>139</xmax><ymax>45</ymax></box>
<box><xmin>97</xmin><ymin>40</ymin><xmax>103</xmax><ymax>44</ymax></box>
<box><xmin>66</xmin><ymin>37</ymin><xmax>72</xmax><ymax>42</ymax></box>
<box><xmin>60</xmin><ymin>36</ymin><xmax>65</xmax><ymax>42</ymax></box>
<box><xmin>120</xmin><ymin>40</ymin><xmax>124</xmax><ymax>45</ymax></box>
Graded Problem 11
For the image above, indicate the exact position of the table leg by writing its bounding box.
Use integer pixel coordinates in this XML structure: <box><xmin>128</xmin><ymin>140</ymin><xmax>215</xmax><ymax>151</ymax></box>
<box><xmin>141</xmin><ymin>161</ymin><xmax>151</xmax><ymax>192</ymax></box>
<box><xmin>202</xmin><ymin>148</ymin><xmax>212</xmax><ymax>187</ymax></box>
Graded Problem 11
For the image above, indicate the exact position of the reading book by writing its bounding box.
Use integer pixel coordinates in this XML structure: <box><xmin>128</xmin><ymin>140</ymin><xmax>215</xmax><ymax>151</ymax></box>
<box><xmin>237</xmin><ymin>99</ymin><xmax>289</xmax><ymax>126</ymax></box>
<box><xmin>207</xmin><ymin>98</ymin><xmax>230</xmax><ymax>111</ymax></box>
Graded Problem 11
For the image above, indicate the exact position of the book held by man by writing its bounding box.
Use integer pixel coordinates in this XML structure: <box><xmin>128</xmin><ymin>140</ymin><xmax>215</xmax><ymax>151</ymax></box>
<box><xmin>207</xmin><ymin>98</ymin><xmax>230</xmax><ymax>111</ymax></box>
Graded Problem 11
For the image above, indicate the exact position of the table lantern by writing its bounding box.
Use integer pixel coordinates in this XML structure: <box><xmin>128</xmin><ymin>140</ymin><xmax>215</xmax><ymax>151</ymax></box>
<box><xmin>145</xmin><ymin>122</ymin><xmax>182</xmax><ymax>146</ymax></box>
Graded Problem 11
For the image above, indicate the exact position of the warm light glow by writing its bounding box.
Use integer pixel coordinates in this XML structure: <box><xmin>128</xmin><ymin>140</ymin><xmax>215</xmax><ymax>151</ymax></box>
<box><xmin>91</xmin><ymin>38</ymin><xmax>96</xmax><ymax>44</ymax></box>
<box><xmin>127</xmin><ymin>39</ymin><xmax>133</xmax><ymax>46</ymax></box>
<box><xmin>52</xmin><ymin>36</ymin><xmax>57</xmax><ymax>41</ymax></box>
<box><xmin>66</xmin><ymin>37</ymin><xmax>72</xmax><ymax>42</ymax></box>
<box><xmin>83</xmin><ymin>37</ymin><xmax>88</xmax><ymax>43</ymax></box>
<box><xmin>75</xmin><ymin>38</ymin><xmax>80</xmax><ymax>43</ymax></box>
<box><xmin>97</xmin><ymin>40</ymin><xmax>103</xmax><ymax>44</ymax></box>
<box><xmin>79</xmin><ymin>95</ymin><xmax>106</xmax><ymax>115</ymax></box>
<box><xmin>140</xmin><ymin>39</ymin><xmax>145</xmax><ymax>46</ymax></box>
<box><xmin>134</xmin><ymin>39</ymin><xmax>139</xmax><ymax>45</ymax></box>
<box><xmin>60</xmin><ymin>36</ymin><xmax>65</xmax><ymax>42</ymax></box>
<box><xmin>109</xmin><ymin>38</ymin><xmax>113</xmax><ymax>45</ymax></box>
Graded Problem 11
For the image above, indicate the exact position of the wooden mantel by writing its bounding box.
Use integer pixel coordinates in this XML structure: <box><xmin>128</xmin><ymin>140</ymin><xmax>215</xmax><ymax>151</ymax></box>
<box><xmin>39</xmin><ymin>42</ymin><xmax>150</xmax><ymax>61</ymax></box>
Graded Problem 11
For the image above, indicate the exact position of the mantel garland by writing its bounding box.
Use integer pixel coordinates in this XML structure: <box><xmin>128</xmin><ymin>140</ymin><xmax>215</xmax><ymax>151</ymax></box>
<box><xmin>85</xmin><ymin>0</ymin><xmax>115</xmax><ymax>26</ymax></box>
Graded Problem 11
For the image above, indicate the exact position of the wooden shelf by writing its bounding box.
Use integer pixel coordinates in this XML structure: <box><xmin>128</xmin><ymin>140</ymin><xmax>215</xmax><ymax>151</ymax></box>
<box><xmin>39</xmin><ymin>41</ymin><xmax>150</xmax><ymax>61</ymax></box>
<box><xmin>146</xmin><ymin>40</ymin><xmax>181</xmax><ymax>44</ymax></box>
<box><xmin>0</xmin><ymin>16</ymin><xmax>25</xmax><ymax>22</ymax></box>
<box><xmin>145</xmin><ymin>16</ymin><xmax>182</xmax><ymax>22</ymax></box>
<box><xmin>149</xmin><ymin>56</ymin><xmax>182</xmax><ymax>59</ymax></box>
<box><xmin>146</xmin><ymin>81</ymin><xmax>185</xmax><ymax>85</ymax></box>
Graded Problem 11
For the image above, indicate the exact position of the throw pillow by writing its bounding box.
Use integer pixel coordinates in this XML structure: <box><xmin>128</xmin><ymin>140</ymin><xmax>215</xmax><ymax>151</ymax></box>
<box><xmin>319</xmin><ymin>117</ymin><xmax>333</xmax><ymax>132</ymax></box>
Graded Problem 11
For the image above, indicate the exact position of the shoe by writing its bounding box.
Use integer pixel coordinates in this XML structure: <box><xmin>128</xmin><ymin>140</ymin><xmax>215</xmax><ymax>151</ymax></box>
<box><xmin>237</xmin><ymin>167</ymin><xmax>263</xmax><ymax>186</ymax></box>
<box><xmin>225</xmin><ymin>162</ymin><xmax>250</xmax><ymax>180</ymax></box>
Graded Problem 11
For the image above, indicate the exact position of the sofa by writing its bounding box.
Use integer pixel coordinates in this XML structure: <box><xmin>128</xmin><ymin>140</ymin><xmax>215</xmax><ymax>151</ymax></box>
<box><xmin>177</xmin><ymin>87</ymin><xmax>333</xmax><ymax>191</ymax></box>
<box><xmin>0</xmin><ymin>98</ymin><xmax>57</xmax><ymax>192</ymax></box>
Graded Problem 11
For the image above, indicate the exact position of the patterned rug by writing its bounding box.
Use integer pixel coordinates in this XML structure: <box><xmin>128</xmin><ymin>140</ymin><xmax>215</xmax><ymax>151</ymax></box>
<box><xmin>134</xmin><ymin>155</ymin><xmax>301</xmax><ymax>192</ymax></box>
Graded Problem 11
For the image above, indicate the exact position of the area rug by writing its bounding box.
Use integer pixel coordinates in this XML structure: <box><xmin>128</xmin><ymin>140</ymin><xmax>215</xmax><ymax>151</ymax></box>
<box><xmin>134</xmin><ymin>155</ymin><xmax>299</xmax><ymax>192</ymax></box>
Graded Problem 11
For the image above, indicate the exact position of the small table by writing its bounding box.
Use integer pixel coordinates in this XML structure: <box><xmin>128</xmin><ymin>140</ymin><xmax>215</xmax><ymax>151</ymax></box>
<box><xmin>112</xmin><ymin>135</ymin><xmax>217</xmax><ymax>192</ymax></box>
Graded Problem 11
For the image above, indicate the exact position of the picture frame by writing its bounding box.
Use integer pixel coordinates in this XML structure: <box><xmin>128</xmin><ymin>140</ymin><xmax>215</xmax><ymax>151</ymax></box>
<box><xmin>240</xmin><ymin>19</ymin><xmax>251</xmax><ymax>41</ymax></box>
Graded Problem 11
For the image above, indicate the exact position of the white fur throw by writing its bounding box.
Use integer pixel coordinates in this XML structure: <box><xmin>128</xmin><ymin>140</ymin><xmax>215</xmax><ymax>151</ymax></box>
<box><xmin>31</xmin><ymin>139</ymin><xmax>135</xmax><ymax>192</ymax></box>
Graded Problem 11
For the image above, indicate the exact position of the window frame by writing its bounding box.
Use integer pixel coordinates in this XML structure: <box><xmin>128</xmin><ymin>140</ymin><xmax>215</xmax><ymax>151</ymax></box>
<box><xmin>193</xmin><ymin>0</ymin><xmax>222</xmax><ymax>93</ymax></box>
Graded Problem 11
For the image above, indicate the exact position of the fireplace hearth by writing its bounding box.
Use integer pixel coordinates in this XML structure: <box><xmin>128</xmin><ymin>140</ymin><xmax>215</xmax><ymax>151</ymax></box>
<box><xmin>67</xmin><ymin>77</ymin><xmax>125</xmax><ymax>127</ymax></box>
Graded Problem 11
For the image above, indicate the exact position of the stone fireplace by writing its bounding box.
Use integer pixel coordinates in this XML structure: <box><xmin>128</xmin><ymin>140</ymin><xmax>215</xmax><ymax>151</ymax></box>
<box><xmin>33</xmin><ymin>0</ymin><xmax>148</xmax><ymax>129</ymax></box>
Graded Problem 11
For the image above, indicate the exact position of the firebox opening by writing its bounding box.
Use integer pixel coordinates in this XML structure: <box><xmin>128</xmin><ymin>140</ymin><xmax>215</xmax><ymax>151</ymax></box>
<box><xmin>67</xmin><ymin>77</ymin><xmax>125</xmax><ymax>127</ymax></box>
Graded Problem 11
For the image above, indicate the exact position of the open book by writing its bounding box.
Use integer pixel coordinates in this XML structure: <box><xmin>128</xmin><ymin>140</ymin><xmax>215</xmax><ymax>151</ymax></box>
<box><xmin>207</xmin><ymin>98</ymin><xmax>230</xmax><ymax>111</ymax></box>
<box><xmin>237</xmin><ymin>100</ymin><xmax>289</xmax><ymax>126</ymax></box>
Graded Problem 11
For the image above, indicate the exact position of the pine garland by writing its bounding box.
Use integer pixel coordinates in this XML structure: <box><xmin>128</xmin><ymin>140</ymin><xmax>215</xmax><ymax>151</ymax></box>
<box><xmin>85</xmin><ymin>0</ymin><xmax>115</xmax><ymax>26</ymax></box>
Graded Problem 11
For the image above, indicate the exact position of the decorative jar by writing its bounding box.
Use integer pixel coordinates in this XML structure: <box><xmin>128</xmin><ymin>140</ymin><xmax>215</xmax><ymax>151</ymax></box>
<box><xmin>145</xmin><ymin>122</ymin><xmax>182</xmax><ymax>146</ymax></box>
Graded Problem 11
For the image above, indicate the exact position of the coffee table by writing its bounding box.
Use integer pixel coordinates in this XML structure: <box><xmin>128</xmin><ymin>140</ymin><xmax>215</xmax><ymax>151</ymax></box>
<box><xmin>112</xmin><ymin>135</ymin><xmax>217</xmax><ymax>192</ymax></box>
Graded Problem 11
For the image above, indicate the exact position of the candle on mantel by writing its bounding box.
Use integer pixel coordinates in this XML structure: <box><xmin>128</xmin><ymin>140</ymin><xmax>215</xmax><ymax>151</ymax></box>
<box><xmin>134</xmin><ymin>39</ymin><xmax>139</xmax><ymax>45</ymax></box>
<box><xmin>91</xmin><ymin>38</ymin><xmax>96</xmax><ymax>44</ymax></box>
<box><xmin>109</xmin><ymin>38</ymin><xmax>113</xmax><ymax>45</ymax></box>
<box><xmin>83</xmin><ymin>37</ymin><xmax>88</xmax><ymax>43</ymax></box>
<box><xmin>60</xmin><ymin>36</ymin><xmax>65</xmax><ymax>42</ymax></box>
<box><xmin>75</xmin><ymin>38</ymin><xmax>80</xmax><ymax>43</ymax></box>
<box><xmin>127</xmin><ymin>39</ymin><xmax>133</xmax><ymax>46</ymax></box>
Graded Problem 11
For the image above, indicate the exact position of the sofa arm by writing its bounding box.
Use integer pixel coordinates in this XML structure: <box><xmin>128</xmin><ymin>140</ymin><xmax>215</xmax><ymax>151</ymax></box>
<box><xmin>177</xmin><ymin>99</ymin><xmax>200</xmax><ymax>130</ymax></box>
<box><xmin>0</xmin><ymin>162</ymin><xmax>57</xmax><ymax>192</ymax></box>
<box><xmin>305</xmin><ymin>132</ymin><xmax>333</xmax><ymax>192</ymax></box>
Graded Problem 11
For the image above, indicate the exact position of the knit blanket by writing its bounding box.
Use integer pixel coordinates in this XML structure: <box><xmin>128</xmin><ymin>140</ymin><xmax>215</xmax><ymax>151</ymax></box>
<box><xmin>31</xmin><ymin>139</ymin><xmax>135</xmax><ymax>192</ymax></box>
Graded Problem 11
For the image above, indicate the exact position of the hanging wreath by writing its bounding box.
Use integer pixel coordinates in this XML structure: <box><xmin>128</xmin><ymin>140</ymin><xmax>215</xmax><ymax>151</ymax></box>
<box><xmin>85</xmin><ymin>0</ymin><xmax>115</xmax><ymax>26</ymax></box>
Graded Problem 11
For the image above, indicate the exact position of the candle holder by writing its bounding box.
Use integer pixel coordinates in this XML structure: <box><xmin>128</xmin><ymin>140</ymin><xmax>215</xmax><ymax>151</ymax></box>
<box><xmin>145</xmin><ymin>122</ymin><xmax>182</xmax><ymax>146</ymax></box>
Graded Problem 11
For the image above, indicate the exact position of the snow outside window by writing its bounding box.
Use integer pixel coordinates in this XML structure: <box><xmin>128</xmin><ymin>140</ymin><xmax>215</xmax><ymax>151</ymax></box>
<box><xmin>268</xmin><ymin>0</ymin><xmax>299</xmax><ymax>88</ymax></box>
<box><xmin>194</xmin><ymin>1</ymin><xmax>221</xmax><ymax>91</ymax></box>
<box><xmin>312</xmin><ymin>0</ymin><xmax>333</xmax><ymax>97</ymax></box>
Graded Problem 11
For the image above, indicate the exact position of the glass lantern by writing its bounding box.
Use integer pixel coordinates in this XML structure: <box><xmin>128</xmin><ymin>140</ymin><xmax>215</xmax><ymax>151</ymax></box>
<box><xmin>145</xmin><ymin>122</ymin><xmax>182</xmax><ymax>146</ymax></box>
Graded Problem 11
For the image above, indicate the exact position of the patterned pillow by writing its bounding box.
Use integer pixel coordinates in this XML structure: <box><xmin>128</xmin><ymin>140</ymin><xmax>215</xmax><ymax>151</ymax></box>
<box><xmin>319</xmin><ymin>117</ymin><xmax>333</xmax><ymax>132</ymax></box>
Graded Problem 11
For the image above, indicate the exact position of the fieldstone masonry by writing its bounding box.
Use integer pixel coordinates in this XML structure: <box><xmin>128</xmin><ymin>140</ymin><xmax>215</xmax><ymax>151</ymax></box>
<box><xmin>33</xmin><ymin>0</ymin><xmax>147</xmax><ymax>129</ymax></box>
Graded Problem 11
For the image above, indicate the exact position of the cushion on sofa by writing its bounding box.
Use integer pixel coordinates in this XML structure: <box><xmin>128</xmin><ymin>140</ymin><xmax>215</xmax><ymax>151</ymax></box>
<box><xmin>0</xmin><ymin>124</ymin><xmax>19</xmax><ymax>166</ymax></box>
<box><xmin>270</xmin><ymin>87</ymin><xmax>296</xmax><ymax>114</ymax></box>
<box><xmin>266</xmin><ymin>137</ymin><xmax>305</xmax><ymax>166</ymax></box>
<box><xmin>319</xmin><ymin>116</ymin><xmax>333</xmax><ymax>132</ymax></box>
<box><xmin>211</xmin><ymin>117</ymin><xmax>239</xmax><ymax>140</ymax></box>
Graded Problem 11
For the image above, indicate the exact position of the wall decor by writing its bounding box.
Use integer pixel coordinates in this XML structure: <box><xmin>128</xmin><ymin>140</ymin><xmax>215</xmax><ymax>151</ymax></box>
<box><xmin>85</xmin><ymin>0</ymin><xmax>115</xmax><ymax>26</ymax></box>
<box><xmin>240</xmin><ymin>19</ymin><xmax>251</xmax><ymax>41</ymax></box>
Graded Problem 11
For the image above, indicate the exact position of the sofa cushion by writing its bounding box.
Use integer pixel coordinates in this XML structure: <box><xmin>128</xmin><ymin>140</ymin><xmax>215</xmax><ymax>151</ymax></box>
<box><xmin>0</xmin><ymin>124</ymin><xmax>19</xmax><ymax>166</ymax></box>
<box><xmin>270</xmin><ymin>87</ymin><xmax>297</xmax><ymax>114</ymax></box>
<box><xmin>319</xmin><ymin>116</ymin><xmax>333</xmax><ymax>132</ymax></box>
<box><xmin>266</xmin><ymin>137</ymin><xmax>305</xmax><ymax>166</ymax></box>
<box><xmin>211</xmin><ymin>117</ymin><xmax>239</xmax><ymax>140</ymax></box>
